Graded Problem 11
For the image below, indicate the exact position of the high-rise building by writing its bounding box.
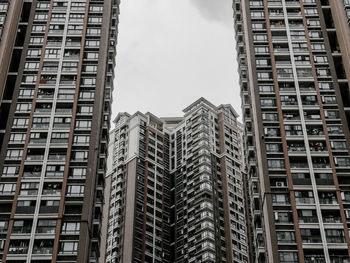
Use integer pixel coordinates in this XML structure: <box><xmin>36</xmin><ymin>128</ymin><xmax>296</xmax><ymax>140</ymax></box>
<box><xmin>233</xmin><ymin>0</ymin><xmax>350</xmax><ymax>262</ymax></box>
<box><xmin>104</xmin><ymin>98</ymin><xmax>248</xmax><ymax>263</ymax></box>
<box><xmin>0</xmin><ymin>0</ymin><xmax>120</xmax><ymax>262</ymax></box>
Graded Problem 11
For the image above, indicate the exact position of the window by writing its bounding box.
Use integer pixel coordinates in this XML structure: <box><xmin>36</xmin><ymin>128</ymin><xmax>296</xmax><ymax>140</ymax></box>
<box><xmin>37</xmin><ymin>220</ymin><xmax>56</xmax><ymax>234</ymax></box>
<box><xmin>304</xmin><ymin>8</ymin><xmax>318</xmax><ymax>15</ymax></box>
<box><xmin>19</xmin><ymin>89</ymin><xmax>35</xmax><ymax>98</ymax></box>
<box><xmin>6</xmin><ymin>149</ymin><xmax>23</xmax><ymax>160</ymax></box>
<box><xmin>256</xmin><ymin>59</ymin><xmax>270</xmax><ymax>66</ymax></box>
<box><xmin>2</xmin><ymin>166</ymin><xmax>19</xmax><ymax>177</ymax></box>
<box><xmin>24</xmin><ymin>62</ymin><xmax>40</xmax><ymax>70</ymax></box>
<box><xmin>73</xmin><ymin>135</ymin><xmax>90</xmax><ymax>144</ymax></box>
<box><xmin>201</xmin><ymin>231</ymin><xmax>214</xmax><ymax>240</ymax></box>
<box><xmin>325</xmin><ymin>229</ymin><xmax>345</xmax><ymax>243</ymax></box>
<box><xmin>311</xmin><ymin>43</ymin><xmax>325</xmax><ymax>51</ymax></box>
<box><xmin>42</xmin><ymin>62</ymin><xmax>59</xmax><ymax>71</ymax></box>
<box><xmin>60</xmin><ymin>241</ymin><xmax>78</xmax><ymax>254</ymax></box>
<box><xmin>309</xmin><ymin>31</ymin><xmax>322</xmax><ymax>39</ymax></box>
<box><xmin>68</xmin><ymin>24</ymin><xmax>83</xmax><ymax>34</ymax></box>
<box><xmin>264</xmin><ymin>127</ymin><xmax>280</xmax><ymax>137</ymax></box>
<box><xmin>85</xmin><ymin>40</ymin><xmax>100</xmax><ymax>47</ymax></box>
<box><xmin>46</xmin><ymin>165</ymin><xmax>65</xmax><ymax>177</ymax></box>
<box><xmin>29</xmin><ymin>37</ymin><xmax>44</xmax><ymax>45</ymax></box>
<box><xmin>45</xmin><ymin>49</ymin><xmax>60</xmax><ymax>58</ymax></box>
<box><xmin>293</xmin><ymin>43</ymin><xmax>308</xmax><ymax>52</ymax></box>
<box><xmin>20</xmin><ymin>183</ymin><xmax>39</xmax><ymax>195</ymax></box>
<box><xmin>27</xmin><ymin>49</ymin><xmax>42</xmax><ymax>57</ymax></box>
<box><xmin>290</xmin><ymin>30</ymin><xmax>306</xmax><ymax>40</ymax></box>
<box><xmin>51</xmin><ymin>132</ymin><xmax>69</xmax><ymax>143</ymax></box>
<box><xmin>280</xmin><ymin>252</ymin><xmax>298</xmax><ymax>263</ymax></box>
<box><xmin>268</xmin><ymin>159</ymin><xmax>285</xmax><ymax>169</ymax></box>
<box><xmin>317</xmin><ymin>68</ymin><xmax>331</xmax><ymax>77</ymax></box>
<box><xmin>314</xmin><ymin>55</ymin><xmax>328</xmax><ymax>63</ymax></box>
<box><xmin>9</xmin><ymin>133</ymin><xmax>26</xmax><ymax>143</ymax></box>
<box><xmin>86</xmin><ymin>28</ymin><xmax>101</xmax><ymax>36</ymax></box>
<box><xmin>295</xmin><ymin>191</ymin><xmax>314</xmax><ymax>204</ymax></box>
<box><xmin>32</xmin><ymin>25</ymin><xmax>46</xmax><ymax>33</ymax></box>
<box><xmin>51</xmin><ymin>13</ymin><xmax>66</xmax><ymax>21</ymax></box>
<box><xmin>13</xmin><ymin>118</ymin><xmax>29</xmax><ymax>127</ymax></box>
<box><xmin>251</xmin><ymin>11</ymin><xmax>265</xmax><ymax>18</ymax></box>
<box><xmin>61</xmin><ymin>222</ymin><xmax>80</xmax><ymax>234</ymax></box>
<box><xmin>69</xmin><ymin>13</ymin><xmax>84</xmax><ymax>22</ymax></box>
<box><xmin>277</xmin><ymin>231</ymin><xmax>296</xmax><ymax>243</ymax></box>
<box><xmin>79</xmin><ymin>91</ymin><xmax>94</xmax><ymax>99</ymax></box>
<box><xmin>88</xmin><ymin>17</ymin><xmax>102</xmax><ymax>24</ymax></box>
<box><xmin>81</xmin><ymin>78</ymin><xmax>96</xmax><ymax>85</ymax></box>
<box><xmin>252</xmin><ymin>22</ymin><xmax>266</xmax><ymax>29</ymax></box>
<box><xmin>330</xmin><ymin>141</ymin><xmax>347</xmax><ymax>150</ymax></box>
<box><xmin>34</xmin><ymin>13</ymin><xmax>48</xmax><ymax>20</ymax></box>
<box><xmin>75</xmin><ymin>120</ymin><xmax>92</xmax><ymax>129</ymax></box>
<box><xmin>0</xmin><ymin>221</ymin><xmax>8</xmax><ymax>232</ymax></box>
<box><xmin>334</xmin><ymin>157</ymin><xmax>350</xmax><ymax>167</ymax></box>
<box><xmin>266</xmin><ymin>143</ymin><xmax>281</xmax><ymax>152</ymax></box>
<box><xmin>54</xmin><ymin>117</ymin><xmax>72</xmax><ymax>127</ymax></box>
<box><xmin>72</xmin><ymin>151</ymin><xmax>88</xmax><ymax>160</ymax></box>
<box><xmin>62</xmin><ymin>62</ymin><xmax>78</xmax><ymax>72</ymax></box>
<box><xmin>77</xmin><ymin>106</ymin><xmax>93</xmax><ymax>114</ymax></box>
<box><xmin>307</xmin><ymin>19</ymin><xmax>320</xmax><ymax>26</ymax></box>
<box><xmin>262</xmin><ymin>113</ymin><xmax>278</xmax><ymax>121</ymax></box>
<box><xmin>83</xmin><ymin>65</ymin><xmax>98</xmax><ymax>73</ymax></box>
<box><xmin>272</xmin><ymin>194</ymin><xmax>290</xmax><ymax>204</ymax></box>
<box><xmin>254</xmin><ymin>46</ymin><xmax>269</xmax><ymax>54</ymax></box>
<box><xmin>90</xmin><ymin>5</ymin><xmax>103</xmax><ymax>12</ymax></box>
<box><xmin>66</xmin><ymin>185</ymin><xmax>84</xmax><ymax>196</ymax></box>
<box><xmin>58</xmin><ymin>88</ymin><xmax>75</xmax><ymax>99</ymax></box>
<box><xmin>319</xmin><ymin>82</ymin><xmax>332</xmax><ymax>90</ymax></box>
<box><xmin>260</xmin><ymin>99</ymin><xmax>276</xmax><ymax>107</ymax></box>
<box><xmin>84</xmin><ymin>52</ymin><xmax>99</xmax><ymax>59</ymax></box>
<box><xmin>69</xmin><ymin>168</ymin><xmax>87</xmax><ymax>178</ymax></box>
<box><xmin>0</xmin><ymin>184</ymin><xmax>16</xmax><ymax>195</ymax></box>
<box><xmin>71</xmin><ymin>2</ymin><xmax>86</xmax><ymax>11</ymax></box>
<box><xmin>32</xmin><ymin>117</ymin><xmax>50</xmax><ymax>128</ymax></box>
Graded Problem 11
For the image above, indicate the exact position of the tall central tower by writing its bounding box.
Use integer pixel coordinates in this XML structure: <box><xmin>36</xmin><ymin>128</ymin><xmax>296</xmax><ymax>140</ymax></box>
<box><xmin>104</xmin><ymin>98</ymin><xmax>249</xmax><ymax>263</ymax></box>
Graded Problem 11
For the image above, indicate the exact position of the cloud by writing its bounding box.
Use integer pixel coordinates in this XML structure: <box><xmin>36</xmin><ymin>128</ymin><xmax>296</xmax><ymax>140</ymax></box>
<box><xmin>189</xmin><ymin>0</ymin><xmax>233</xmax><ymax>25</ymax></box>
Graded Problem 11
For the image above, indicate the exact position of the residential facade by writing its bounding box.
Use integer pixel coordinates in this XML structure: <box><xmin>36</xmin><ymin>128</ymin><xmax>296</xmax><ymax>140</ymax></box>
<box><xmin>0</xmin><ymin>0</ymin><xmax>120</xmax><ymax>262</ymax></box>
<box><xmin>233</xmin><ymin>0</ymin><xmax>350</xmax><ymax>262</ymax></box>
<box><xmin>104</xmin><ymin>98</ymin><xmax>249</xmax><ymax>263</ymax></box>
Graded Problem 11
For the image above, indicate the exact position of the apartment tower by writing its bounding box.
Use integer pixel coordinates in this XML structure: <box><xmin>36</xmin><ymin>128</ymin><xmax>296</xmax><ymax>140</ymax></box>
<box><xmin>0</xmin><ymin>0</ymin><xmax>119</xmax><ymax>262</ymax></box>
<box><xmin>104</xmin><ymin>98</ymin><xmax>248</xmax><ymax>263</ymax></box>
<box><xmin>233</xmin><ymin>0</ymin><xmax>350</xmax><ymax>262</ymax></box>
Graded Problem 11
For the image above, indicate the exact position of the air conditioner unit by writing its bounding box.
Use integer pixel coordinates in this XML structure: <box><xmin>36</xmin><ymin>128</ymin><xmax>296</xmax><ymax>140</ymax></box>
<box><xmin>276</xmin><ymin>181</ymin><xmax>285</xmax><ymax>187</ymax></box>
<box><xmin>274</xmin><ymin>212</ymin><xmax>279</xmax><ymax>221</ymax></box>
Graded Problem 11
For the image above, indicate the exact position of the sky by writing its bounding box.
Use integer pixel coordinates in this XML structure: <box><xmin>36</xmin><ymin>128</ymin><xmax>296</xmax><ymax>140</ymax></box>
<box><xmin>112</xmin><ymin>0</ymin><xmax>241</xmax><ymax>120</ymax></box>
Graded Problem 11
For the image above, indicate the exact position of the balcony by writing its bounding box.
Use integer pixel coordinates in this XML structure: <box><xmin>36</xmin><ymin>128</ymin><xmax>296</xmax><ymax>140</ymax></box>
<box><xmin>48</xmin><ymin>153</ymin><xmax>66</xmax><ymax>161</ymax></box>
<box><xmin>315</xmin><ymin>174</ymin><xmax>333</xmax><ymax>185</ymax></box>
<box><xmin>33</xmin><ymin>247</ymin><xmax>53</xmax><ymax>255</ymax></box>
<box><xmin>292</xmin><ymin>174</ymin><xmax>311</xmax><ymax>185</ymax></box>
<box><xmin>305</xmin><ymin>256</ymin><xmax>325</xmax><ymax>263</ymax></box>
<box><xmin>290</xmin><ymin>162</ymin><xmax>308</xmax><ymax>169</ymax></box>
<box><xmin>26</xmin><ymin>155</ymin><xmax>44</xmax><ymax>161</ymax></box>
<box><xmin>302</xmin><ymin>236</ymin><xmax>322</xmax><ymax>243</ymax></box>
<box><xmin>288</xmin><ymin>143</ymin><xmax>306</xmax><ymax>152</ymax></box>
<box><xmin>296</xmin><ymin>197</ymin><xmax>315</xmax><ymax>205</ymax></box>
<box><xmin>12</xmin><ymin>220</ymin><xmax>32</xmax><ymax>234</ymax></box>
<box><xmin>8</xmin><ymin>243</ymin><xmax>29</xmax><ymax>254</ymax></box>
<box><xmin>318</xmin><ymin>192</ymin><xmax>337</xmax><ymax>205</ymax></box>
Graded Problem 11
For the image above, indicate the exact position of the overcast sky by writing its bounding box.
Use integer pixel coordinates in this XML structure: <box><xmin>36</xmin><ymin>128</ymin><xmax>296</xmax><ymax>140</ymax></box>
<box><xmin>112</xmin><ymin>0</ymin><xmax>241</xmax><ymax>120</ymax></box>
